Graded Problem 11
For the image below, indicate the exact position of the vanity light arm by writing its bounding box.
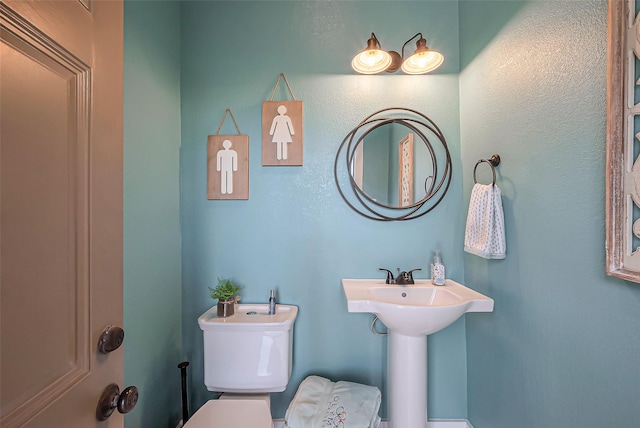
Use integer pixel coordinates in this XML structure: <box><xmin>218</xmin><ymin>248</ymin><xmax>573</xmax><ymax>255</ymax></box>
<box><xmin>401</xmin><ymin>33</ymin><xmax>423</xmax><ymax>59</ymax></box>
<box><xmin>368</xmin><ymin>32</ymin><xmax>382</xmax><ymax>50</ymax></box>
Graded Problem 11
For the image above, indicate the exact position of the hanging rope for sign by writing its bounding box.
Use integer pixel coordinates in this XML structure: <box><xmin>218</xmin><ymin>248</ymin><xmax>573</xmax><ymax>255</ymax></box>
<box><xmin>268</xmin><ymin>73</ymin><xmax>297</xmax><ymax>101</ymax></box>
<box><xmin>214</xmin><ymin>108</ymin><xmax>242</xmax><ymax>135</ymax></box>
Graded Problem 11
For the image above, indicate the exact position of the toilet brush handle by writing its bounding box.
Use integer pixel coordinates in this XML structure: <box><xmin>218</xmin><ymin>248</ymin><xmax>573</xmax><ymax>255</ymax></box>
<box><xmin>178</xmin><ymin>361</ymin><xmax>190</xmax><ymax>423</ymax></box>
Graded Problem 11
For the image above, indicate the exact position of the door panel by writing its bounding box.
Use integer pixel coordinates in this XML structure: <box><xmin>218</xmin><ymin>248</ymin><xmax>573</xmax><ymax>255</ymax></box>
<box><xmin>0</xmin><ymin>0</ymin><xmax>123</xmax><ymax>426</ymax></box>
<box><xmin>1</xmin><ymin>26</ymin><xmax>91</xmax><ymax>425</ymax></box>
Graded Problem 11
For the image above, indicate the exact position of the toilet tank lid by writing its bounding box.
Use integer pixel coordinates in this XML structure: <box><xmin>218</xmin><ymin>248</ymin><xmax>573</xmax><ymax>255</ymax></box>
<box><xmin>198</xmin><ymin>304</ymin><xmax>298</xmax><ymax>331</ymax></box>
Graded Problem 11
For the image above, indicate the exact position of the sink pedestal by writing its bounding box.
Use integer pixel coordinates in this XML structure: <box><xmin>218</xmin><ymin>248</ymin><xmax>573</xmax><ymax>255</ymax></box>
<box><xmin>388</xmin><ymin>331</ymin><xmax>427</xmax><ymax>428</ymax></box>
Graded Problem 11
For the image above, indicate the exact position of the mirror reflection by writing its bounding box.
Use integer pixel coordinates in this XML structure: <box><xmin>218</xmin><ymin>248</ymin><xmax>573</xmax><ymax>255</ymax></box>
<box><xmin>351</xmin><ymin>124</ymin><xmax>433</xmax><ymax>208</ymax></box>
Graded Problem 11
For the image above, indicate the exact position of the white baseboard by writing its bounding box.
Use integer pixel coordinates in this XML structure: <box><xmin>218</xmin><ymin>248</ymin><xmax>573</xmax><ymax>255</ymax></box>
<box><xmin>273</xmin><ymin>419</ymin><xmax>473</xmax><ymax>428</ymax></box>
<box><xmin>424</xmin><ymin>420</ymin><xmax>474</xmax><ymax>428</ymax></box>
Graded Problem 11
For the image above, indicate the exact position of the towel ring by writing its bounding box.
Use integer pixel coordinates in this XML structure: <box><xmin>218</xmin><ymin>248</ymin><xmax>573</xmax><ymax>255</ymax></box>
<box><xmin>473</xmin><ymin>154</ymin><xmax>501</xmax><ymax>185</ymax></box>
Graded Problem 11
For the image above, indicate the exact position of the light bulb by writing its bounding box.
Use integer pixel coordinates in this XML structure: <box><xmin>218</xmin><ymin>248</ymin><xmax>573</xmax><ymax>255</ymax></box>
<box><xmin>401</xmin><ymin>50</ymin><xmax>444</xmax><ymax>74</ymax></box>
<box><xmin>352</xmin><ymin>49</ymin><xmax>392</xmax><ymax>74</ymax></box>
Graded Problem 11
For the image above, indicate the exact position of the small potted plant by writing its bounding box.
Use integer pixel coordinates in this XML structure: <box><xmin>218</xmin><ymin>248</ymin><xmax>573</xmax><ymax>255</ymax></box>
<box><xmin>209</xmin><ymin>277</ymin><xmax>242</xmax><ymax>317</ymax></box>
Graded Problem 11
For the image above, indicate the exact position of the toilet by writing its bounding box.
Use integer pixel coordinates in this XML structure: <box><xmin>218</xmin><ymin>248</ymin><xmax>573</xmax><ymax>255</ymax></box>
<box><xmin>184</xmin><ymin>303</ymin><xmax>298</xmax><ymax>428</ymax></box>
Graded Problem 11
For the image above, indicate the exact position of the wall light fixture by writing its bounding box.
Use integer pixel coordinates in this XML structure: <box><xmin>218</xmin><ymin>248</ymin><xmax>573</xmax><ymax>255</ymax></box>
<box><xmin>351</xmin><ymin>32</ymin><xmax>443</xmax><ymax>75</ymax></box>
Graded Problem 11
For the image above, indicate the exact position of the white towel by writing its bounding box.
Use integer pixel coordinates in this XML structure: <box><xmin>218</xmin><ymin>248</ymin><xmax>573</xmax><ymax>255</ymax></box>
<box><xmin>464</xmin><ymin>183</ymin><xmax>506</xmax><ymax>259</ymax></box>
<box><xmin>284</xmin><ymin>375</ymin><xmax>381</xmax><ymax>428</ymax></box>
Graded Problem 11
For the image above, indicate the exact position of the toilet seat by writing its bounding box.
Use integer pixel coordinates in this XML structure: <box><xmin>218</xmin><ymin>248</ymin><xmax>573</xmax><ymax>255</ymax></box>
<box><xmin>183</xmin><ymin>399</ymin><xmax>274</xmax><ymax>428</ymax></box>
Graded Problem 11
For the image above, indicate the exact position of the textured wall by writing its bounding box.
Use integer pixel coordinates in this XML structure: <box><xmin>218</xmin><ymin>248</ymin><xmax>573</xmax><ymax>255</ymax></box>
<box><xmin>460</xmin><ymin>1</ymin><xmax>640</xmax><ymax>426</ymax></box>
<box><xmin>124</xmin><ymin>1</ymin><xmax>183</xmax><ymax>426</ymax></box>
<box><xmin>123</xmin><ymin>2</ymin><xmax>640</xmax><ymax>426</ymax></box>
<box><xmin>180</xmin><ymin>0</ymin><xmax>466</xmax><ymax>419</ymax></box>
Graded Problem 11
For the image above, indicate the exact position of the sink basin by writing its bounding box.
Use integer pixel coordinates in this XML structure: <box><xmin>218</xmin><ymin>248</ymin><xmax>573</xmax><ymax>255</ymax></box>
<box><xmin>342</xmin><ymin>278</ymin><xmax>493</xmax><ymax>427</ymax></box>
<box><xmin>342</xmin><ymin>278</ymin><xmax>493</xmax><ymax>336</ymax></box>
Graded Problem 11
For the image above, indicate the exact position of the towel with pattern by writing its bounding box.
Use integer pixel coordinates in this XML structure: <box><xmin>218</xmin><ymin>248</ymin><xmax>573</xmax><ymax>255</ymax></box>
<box><xmin>464</xmin><ymin>183</ymin><xmax>506</xmax><ymax>259</ymax></box>
<box><xmin>284</xmin><ymin>375</ymin><xmax>381</xmax><ymax>428</ymax></box>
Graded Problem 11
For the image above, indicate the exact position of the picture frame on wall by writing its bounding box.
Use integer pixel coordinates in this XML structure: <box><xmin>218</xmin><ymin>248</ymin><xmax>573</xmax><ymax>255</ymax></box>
<box><xmin>262</xmin><ymin>74</ymin><xmax>304</xmax><ymax>166</ymax></box>
<box><xmin>606</xmin><ymin>0</ymin><xmax>640</xmax><ymax>282</ymax></box>
<box><xmin>207</xmin><ymin>109</ymin><xmax>249</xmax><ymax>200</ymax></box>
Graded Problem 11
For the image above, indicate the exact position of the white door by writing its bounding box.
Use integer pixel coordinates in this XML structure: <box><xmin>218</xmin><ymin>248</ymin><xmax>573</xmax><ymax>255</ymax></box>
<box><xmin>1</xmin><ymin>0</ymin><xmax>126</xmax><ymax>426</ymax></box>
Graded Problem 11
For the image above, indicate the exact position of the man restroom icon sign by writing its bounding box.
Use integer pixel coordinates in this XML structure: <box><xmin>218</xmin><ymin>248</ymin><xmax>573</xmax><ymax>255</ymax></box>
<box><xmin>216</xmin><ymin>139</ymin><xmax>237</xmax><ymax>194</ymax></box>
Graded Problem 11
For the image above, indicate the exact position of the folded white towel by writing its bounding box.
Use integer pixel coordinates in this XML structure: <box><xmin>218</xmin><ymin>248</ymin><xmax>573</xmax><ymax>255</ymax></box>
<box><xmin>464</xmin><ymin>183</ymin><xmax>506</xmax><ymax>259</ymax></box>
<box><xmin>284</xmin><ymin>375</ymin><xmax>381</xmax><ymax>428</ymax></box>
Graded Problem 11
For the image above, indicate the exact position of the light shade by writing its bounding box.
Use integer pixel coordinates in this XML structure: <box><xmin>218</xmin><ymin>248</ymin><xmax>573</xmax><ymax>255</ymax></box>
<box><xmin>401</xmin><ymin>36</ymin><xmax>443</xmax><ymax>74</ymax></box>
<box><xmin>351</xmin><ymin>33</ymin><xmax>392</xmax><ymax>74</ymax></box>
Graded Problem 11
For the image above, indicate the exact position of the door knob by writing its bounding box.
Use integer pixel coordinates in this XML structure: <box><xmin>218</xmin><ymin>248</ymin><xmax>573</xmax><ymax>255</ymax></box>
<box><xmin>96</xmin><ymin>383</ymin><xmax>138</xmax><ymax>421</ymax></box>
<box><xmin>97</xmin><ymin>325</ymin><xmax>124</xmax><ymax>353</ymax></box>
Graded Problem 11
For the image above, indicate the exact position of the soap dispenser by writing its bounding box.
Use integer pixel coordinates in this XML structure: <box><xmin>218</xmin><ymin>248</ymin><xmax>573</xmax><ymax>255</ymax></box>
<box><xmin>431</xmin><ymin>251</ymin><xmax>446</xmax><ymax>286</ymax></box>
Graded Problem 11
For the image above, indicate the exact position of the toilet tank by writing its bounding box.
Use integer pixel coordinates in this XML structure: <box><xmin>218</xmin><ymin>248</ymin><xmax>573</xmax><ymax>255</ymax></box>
<box><xmin>198</xmin><ymin>304</ymin><xmax>298</xmax><ymax>393</ymax></box>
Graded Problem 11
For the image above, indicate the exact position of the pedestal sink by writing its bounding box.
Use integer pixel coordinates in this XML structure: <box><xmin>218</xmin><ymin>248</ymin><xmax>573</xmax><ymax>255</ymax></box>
<box><xmin>342</xmin><ymin>279</ymin><xmax>493</xmax><ymax>428</ymax></box>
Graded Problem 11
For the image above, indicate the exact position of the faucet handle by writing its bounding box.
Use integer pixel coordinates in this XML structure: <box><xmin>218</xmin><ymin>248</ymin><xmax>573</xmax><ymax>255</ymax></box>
<box><xmin>396</xmin><ymin>268</ymin><xmax>423</xmax><ymax>285</ymax></box>
<box><xmin>406</xmin><ymin>268</ymin><xmax>422</xmax><ymax>283</ymax></box>
<box><xmin>378</xmin><ymin>268</ymin><xmax>394</xmax><ymax>284</ymax></box>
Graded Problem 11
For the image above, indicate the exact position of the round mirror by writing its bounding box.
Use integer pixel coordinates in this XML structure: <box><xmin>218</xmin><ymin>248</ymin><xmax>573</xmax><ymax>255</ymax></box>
<box><xmin>334</xmin><ymin>108</ymin><xmax>452</xmax><ymax>221</ymax></box>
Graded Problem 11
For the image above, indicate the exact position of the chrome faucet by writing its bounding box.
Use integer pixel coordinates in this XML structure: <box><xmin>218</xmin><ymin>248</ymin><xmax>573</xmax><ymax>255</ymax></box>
<box><xmin>379</xmin><ymin>268</ymin><xmax>422</xmax><ymax>285</ymax></box>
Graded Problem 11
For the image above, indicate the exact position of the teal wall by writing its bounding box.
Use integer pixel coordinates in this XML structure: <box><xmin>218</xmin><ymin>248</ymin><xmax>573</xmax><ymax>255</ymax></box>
<box><xmin>122</xmin><ymin>1</ymin><xmax>640</xmax><ymax>426</ymax></box>
<box><xmin>124</xmin><ymin>1</ymin><xmax>183</xmax><ymax>426</ymax></box>
<box><xmin>179</xmin><ymin>0</ymin><xmax>466</xmax><ymax>420</ymax></box>
<box><xmin>460</xmin><ymin>1</ymin><xmax>640</xmax><ymax>426</ymax></box>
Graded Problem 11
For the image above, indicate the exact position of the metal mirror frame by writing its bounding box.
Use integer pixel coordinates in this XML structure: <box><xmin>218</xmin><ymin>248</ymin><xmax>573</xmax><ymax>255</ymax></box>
<box><xmin>334</xmin><ymin>107</ymin><xmax>452</xmax><ymax>221</ymax></box>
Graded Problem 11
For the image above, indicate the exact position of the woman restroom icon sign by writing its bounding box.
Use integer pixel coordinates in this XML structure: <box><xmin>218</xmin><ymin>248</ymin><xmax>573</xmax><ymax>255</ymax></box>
<box><xmin>262</xmin><ymin>74</ymin><xmax>303</xmax><ymax>166</ymax></box>
<box><xmin>269</xmin><ymin>105</ymin><xmax>295</xmax><ymax>161</ymax></box>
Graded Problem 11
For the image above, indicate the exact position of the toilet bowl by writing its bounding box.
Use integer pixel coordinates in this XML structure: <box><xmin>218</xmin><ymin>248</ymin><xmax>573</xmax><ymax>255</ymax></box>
<box><xmin>185</xmin><ymin>304</ymin><xmax>298</xmax><ymax>428</ymax></box>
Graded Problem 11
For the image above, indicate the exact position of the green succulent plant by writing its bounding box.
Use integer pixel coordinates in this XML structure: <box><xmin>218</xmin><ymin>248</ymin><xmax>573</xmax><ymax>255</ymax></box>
<box><xmin>209</xmin><ymin>277</ymin><xmax>242</xmax><ymax>302</ymax></box>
